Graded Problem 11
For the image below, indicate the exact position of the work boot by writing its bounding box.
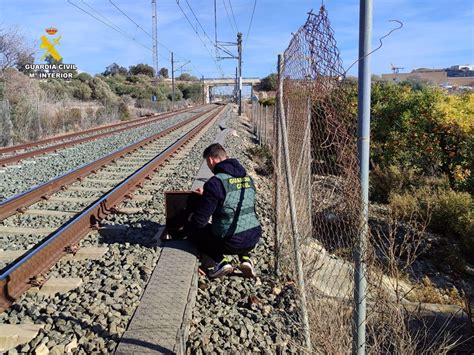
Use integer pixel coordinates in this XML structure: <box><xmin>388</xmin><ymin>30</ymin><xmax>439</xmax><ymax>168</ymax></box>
<box><xmin>237</xmin><ymin>255</ymin><xmax>256</xmax><ymax>278</ymax></box>
<box><xmin>208</xmin><ymin>256</ymin><xmax>233</xmax><ymax>279</ymax></box>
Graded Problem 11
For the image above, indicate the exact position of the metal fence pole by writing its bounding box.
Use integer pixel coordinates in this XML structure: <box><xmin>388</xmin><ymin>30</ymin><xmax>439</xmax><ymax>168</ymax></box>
<box><xmin>263</xmin><ymin>106</ymin><xmax>268</xmax><ymax>146</ymax></box>
<box><xmin>306</xmin><ymin>99</ymin><xmax>312</xmax><ymax>237</ymax></box>
<box><xmin>274</xmin><ymin>99</ymin><xmax>281</xmax><ymax>274</ymax></box>
<box><xmin>353</xmin><ymin>0</ymin><xmax>372</xmax><ymax>354</ymax></box>
<box><xmin>253</xmin><ymin>104</ymin><xmax>256</xmax><ymax>135</ymax></box>
<box><xmin>277</xmin><ymin>54</ymin><xmax>312</xmax><ymax>353</ymax></box>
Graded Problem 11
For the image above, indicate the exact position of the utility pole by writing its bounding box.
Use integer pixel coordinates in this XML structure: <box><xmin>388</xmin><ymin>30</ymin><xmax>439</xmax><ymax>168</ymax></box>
<box><xmin>237</xmin><ymin>32</ymin><xmax>242</xmax><ymax>115</ymax></box>
<box><xmin>201</xmin><ymin>76</ymin><xmax>205</xmax><ymax>104</ymax></box>
<box><xmin>353</xmin><ymin>0</ymin><xmax>372</xmax><ymax>354</ymax></box>
<box><xmin>216</xmin><ymin>32</ymin><xmax>243</xmax><ymax>112</ymax></box>
<box><xmin>235</xmin><ymin>67</ymin><xmax>238</xmax><ymax>102</ymax></box>
<box><xmin>171</xmin><ymin>52</ymin><xmax>175</xmax><ymax>111</ymax></box>
<box><xmin>151</xmin><ymin>0</ymin><xmax>158</xmax><ymax>77</ymax></box>
<box><xmin>214</xmin><ymin>0</ymin><xmax>218</xmax><ymax>59</ymax></box>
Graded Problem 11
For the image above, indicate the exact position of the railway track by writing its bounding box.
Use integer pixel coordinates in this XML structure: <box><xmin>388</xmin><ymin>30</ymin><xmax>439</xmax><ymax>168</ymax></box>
<box><xmin>0</xmin><ymin>104</ymin><xmax>225</xmax><ymax>312</ymax></box>
<box><xmin>0</xmin><ymin>106</ymin><xmax>200</xmax><ymax>166</ymax></box>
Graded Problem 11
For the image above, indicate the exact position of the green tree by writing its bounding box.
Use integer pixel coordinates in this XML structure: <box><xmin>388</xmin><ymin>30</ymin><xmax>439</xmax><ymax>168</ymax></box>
<box><xmin>129</xmin><ymin>63</ymin><xmax>155</xmax><ymax>77</ymax></box>
<box><xmin>75</xmin><ymin>72</ymin><xmax>92</xmax><ymax>82</ymax></box>
<box><xmin>258</xmin><ymin>73</ymin><xmax>277</xmax><ymax>91</ymax></box>
<box><xmin>159</xmin><ymin>67</ymin><xmax>169</xmax><ymax>78</ymax></box>
<box><xmin>177</xmin><ymin>82</ymin><xmax>202</xmax><ymax>100</ymax></box>
<box><xmin>177</xmin><ymin>73</ymin><xmax>198</xmax><ymax>81</ymax></box>
<box><xmin>103</xmin><ymin>63</ymin><xmax>128</xmax><ymax>76</ymax></box>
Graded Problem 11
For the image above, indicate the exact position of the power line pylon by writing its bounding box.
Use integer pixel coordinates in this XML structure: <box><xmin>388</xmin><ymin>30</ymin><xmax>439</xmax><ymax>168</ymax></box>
<box><xmin>151</xmin><ymin>0</ymin><xmax>159</xmax><ymax>77</ymax></box>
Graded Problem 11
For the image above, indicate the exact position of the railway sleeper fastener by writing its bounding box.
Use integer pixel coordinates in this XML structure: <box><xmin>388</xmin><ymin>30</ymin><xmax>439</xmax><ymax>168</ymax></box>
<box><xmin>30</xmin><ymin>274</ymin><xmax>48</xmax><ymax>288</ymax></box>
<box><xmin>65</xmin><ymin>244</ymin><xmax>80</xmax><ymax>255</ymax></box>
<box><xmin>16</xmin><ymin>207</ymin><xmax>27</xmax><ymax>214</ymax></box>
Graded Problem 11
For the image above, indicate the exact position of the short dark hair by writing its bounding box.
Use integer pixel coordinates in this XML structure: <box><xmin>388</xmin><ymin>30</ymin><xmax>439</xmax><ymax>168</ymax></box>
<box><xmin>203</xmin><ymin>143</ymin><xmax>227</xmax><ymax>159</ymax></box>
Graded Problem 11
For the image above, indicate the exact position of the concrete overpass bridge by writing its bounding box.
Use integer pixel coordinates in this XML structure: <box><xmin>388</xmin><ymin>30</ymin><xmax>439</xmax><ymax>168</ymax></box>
<box><xmin>202</xmin><ymin>77</ymin><xmax>261</xmax><ymax>103</ymax></box>
<box><xmin>166</xmin><ymin>77</ymin><xmax>261</xmax><ymax>103</ymax></box>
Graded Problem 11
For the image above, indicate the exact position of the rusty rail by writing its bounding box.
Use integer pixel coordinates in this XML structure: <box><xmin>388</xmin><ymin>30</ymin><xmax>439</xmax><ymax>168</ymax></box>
<box><xmin>0</xmin><ymin>105</ymin><xmax>216</xmax><ymax>221</ymax></box>
<box><xmin>0</xmin><ymin>105</ymin><xmax>224</xmax><ymax>312</ymax></box>
<box><xmin>0</xmin><ymin>105</ymin><xmax>205</xmax><ymax>166</ymax></box>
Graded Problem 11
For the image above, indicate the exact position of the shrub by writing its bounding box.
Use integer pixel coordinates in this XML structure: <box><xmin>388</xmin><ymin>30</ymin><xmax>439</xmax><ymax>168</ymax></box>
<box><xmin>259</xmin><ymin>97</ymin><xmax>276</xmax><ymax>106</ymax></box>
<box><xmin>70</xmin><ymin>81</ymin><xmax>92</xmax><ymax>100</ymax></box>
<box><xmin>389</xmin><ymin>187</ymin><xmax>473</xmax><ymax>260</ymax></box>
<box><xmin>247</xmin><ymin>145</ymin><xmax>273</xmax><ymax>176</ymax></box>
<box><xmin>89</xmin><ymin>77</ymin><xmax>117</xmax><ymax>104</ymax></box>
<box><xmin>118</xmin><ymin>101</ymin><xmax>130</xmax><ymax>121</ymax></box>
<box><xmin>369</xmin><ymin>165</ymin><xmax>440</xmax><ymax>203</ymax></box>
<box><xmin>370</xmin><ymin>83</ymin><xmax>473</xmax><ymax>192</ymax></box>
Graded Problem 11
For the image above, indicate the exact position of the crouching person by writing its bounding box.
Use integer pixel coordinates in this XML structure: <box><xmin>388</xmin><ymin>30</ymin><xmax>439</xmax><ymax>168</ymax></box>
<box><xmin>185</xmin><ymin>143</ymin><xmax>262</xmax><ymax>278</ymax></box>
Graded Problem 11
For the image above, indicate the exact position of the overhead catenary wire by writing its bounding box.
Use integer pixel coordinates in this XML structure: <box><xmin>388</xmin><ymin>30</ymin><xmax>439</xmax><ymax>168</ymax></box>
<box><xmin>109</xmin><ymin>0</ymin><xmax>153</xmax><ymax>39</ymax></box>
<box><xmin>68</xmin><ymin>0</ymin><xmax>152</xmax><ymax>52</ymax></box>
<box><xmin>70</xmin><ymin>0</ymin><xmax>203</xmax><ymax>77</ymax></box>
<box><xmin>80</xmin><ymin>0</ymin><xmax>122</xmax><ymax>33</ymax></box>
<box><xmin>222</xmin><ymin>0</ymin><xmax>237</xmax><ymax>35</ymax></box>
<box><xmin>227</xmin><ymin>0</ymin><xmax>239</xmax><ymax>33</ymax></box>
<box><xmin>176</xmin><ymin>0</ymin><xmax>225</xmax><ymax>77</ymax></box>
<box><xmin>107</xmin><ymin>0</ymin><xmax>199</xmax><ymax>70</ymax></box>
<box><xmin>244</xmin><ymin>0</ymin><xmax>257</xmax><ymax>48</ymax></box>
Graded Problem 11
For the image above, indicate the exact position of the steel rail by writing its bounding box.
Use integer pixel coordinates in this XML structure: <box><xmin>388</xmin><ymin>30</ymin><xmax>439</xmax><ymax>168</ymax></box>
<box><xmin>0</xmin><ymin>105</ymin><xmax>216</xmax><ymax>221</ymax></box>
<box><xmin>0</xmin><ymin>105</ymin><xmax>224</xmax><ymax>312</ymax></box>
<box><xmin>0</xmin><ymin>105</ymin><xmax>199</xmax><ymax>156</ymax></box>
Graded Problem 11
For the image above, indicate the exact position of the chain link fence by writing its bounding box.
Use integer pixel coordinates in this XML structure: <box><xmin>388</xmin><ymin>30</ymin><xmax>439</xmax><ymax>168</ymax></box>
<box><xmin>247</xmin><ymin>6</ymin><xmax>466</xmax><ymax>353</ymax></box>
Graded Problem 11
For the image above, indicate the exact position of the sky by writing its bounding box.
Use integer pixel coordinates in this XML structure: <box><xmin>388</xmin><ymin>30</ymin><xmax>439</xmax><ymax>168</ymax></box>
<box><xmin>0</xmin><ymin>0</ymin><xmax>473</xmax><ymax>81</ymax></box>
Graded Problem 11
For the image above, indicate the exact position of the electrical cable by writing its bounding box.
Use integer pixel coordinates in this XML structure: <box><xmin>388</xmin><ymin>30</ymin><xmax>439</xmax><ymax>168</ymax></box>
<box><xmin>68</xmin><ymin>0</ymin><xmax>152</xmax><ymax>51</ymax></box>
<box><xmin>227</xmin><ymin>0</ymin><xmax>239</xmax><ymax>33</ymax></box>
<box><xmin>244</xmin><ymin>0</ymin><xmax>257</xmax><ymax>48</ymax></box>
<box><xmin>222</xmin><ymin>0</ymin><xmax>237</xmax><ymax>35</ymax></box>
<box><xmin>72</xmin><ymin>0</ymin><xmax>203</xmax><ymax>76</ymax></box>
<box><xmin>176</xmin><ymin>0</ymin><xmax>225</xmax><ymax>77</ymax></box>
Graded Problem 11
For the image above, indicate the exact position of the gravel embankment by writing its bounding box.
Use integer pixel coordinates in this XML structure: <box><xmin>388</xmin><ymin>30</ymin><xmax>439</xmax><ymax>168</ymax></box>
<box><xmin>186</xmin><ymin>108</ymin><xmax>304</xmax><ymax>353</ymax></box>
<box><xmin>0</xmin><ymin>112</ymin><xmax>213</xmax><ymax>267</ymax></box>
<box><xmin>0</xmin><ymin>106</ymin><xmax>229</xmax><ymax>354</ymax></box>
<box><xmin>0</xmin><ymin>106</ymin><xmax>210</xmax><ymax>201</ymax></box>
<box><xmin>0</xmin><ymin>105</ymin><xmax>302</xmax><ymax>354</ymax></box>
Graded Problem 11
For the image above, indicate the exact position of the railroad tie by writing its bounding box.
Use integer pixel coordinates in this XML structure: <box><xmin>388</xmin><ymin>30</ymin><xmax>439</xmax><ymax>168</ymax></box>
<box><xmin>61</xmin><ymin>246</ymin><xmax>109</xmax><ymax>261</ymax></box>
<box><xmin>0</xmin><ymin>226</ymin><xmax>56</xmax><ymax>235</ymax></box>
<box><xmin>48</xmin><ymin>196</ymin><xmax>97</xmax><ymax>203</ymax></box>
<box><xmin>129</xmin><ymin>194</ymin><xmax>153</xmax><ymax>202</ymax></box>
<box><xmin>29</xmin><ymin>277</ymin><xmax>83</xmax><ymax>296</ymax></box>
<box><xmin>67</xmin><ymin>186</ymin><xmax>107</xmax><ymax>192</ymax></box>
<box><xmin>0</xmin><ymin>324</ymin><xmax>45</xmax><ymax>352</ymax></box>
<box><xmin>86</xmin><ymin>178</ymin><xmax>123</xmax><ymax>184</ymax></box>
<box><xmin>23</xmin><ymin>209</ymin><xmax>76</xmax><ymax>217</ymax></box>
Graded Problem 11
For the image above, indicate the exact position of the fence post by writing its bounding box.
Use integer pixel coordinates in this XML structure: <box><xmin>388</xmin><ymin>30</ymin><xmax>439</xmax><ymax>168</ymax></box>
<box><xmin>253</xmin><ymin>104</ymin><xmax>256</xmax><ymax>135</ymax></box>
<box><xmin>306</xmin><ymin>98</ymin><xmax>312</xmax><ymax>237</ymax></box>
<box><xmin>353</xmin><ymin>0</ymin><xmax>372</xmax><ymax>354</ymax></box>
<box><xmin>263</xmin><ymin>106</ymin><xmax>268</xmax><ymax>146</ymax></box>
<box><xmin>277</xmin><ymin>53</ymin><xmax>312</xmax><ymax>352</ymax></box>
<box><xmin>274</xmin><ymin>100</ymin><xmax>281</xmax><ymax>274</ymax></box>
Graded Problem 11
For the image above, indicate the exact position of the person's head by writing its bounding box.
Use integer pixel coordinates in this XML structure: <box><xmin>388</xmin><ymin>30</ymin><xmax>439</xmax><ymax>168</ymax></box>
<box><xmin>203</xmin><ymin>143</ymin><xmax>228</xmax><ymax>172</ymax></box>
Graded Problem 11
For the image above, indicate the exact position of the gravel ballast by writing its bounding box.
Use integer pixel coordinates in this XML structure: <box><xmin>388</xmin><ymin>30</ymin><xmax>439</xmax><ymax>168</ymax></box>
<box><xmin>0</xmin><ymin>105</ymin><xmax>302</xmax><ymax>353</ymax></box>
<box><xmin>0</xmin><ymin>106</ymin><xmax>210</xmax><ymax>201</ymax></box>
<box><xmin>0</xmin><ymin>105</ymin><xmax>229</xmax><ymax>353</ymax></box>
<box><xmin>185</xmin><ymin>107</ymin><xmax>304</xmax><ymax>353</ymax></box>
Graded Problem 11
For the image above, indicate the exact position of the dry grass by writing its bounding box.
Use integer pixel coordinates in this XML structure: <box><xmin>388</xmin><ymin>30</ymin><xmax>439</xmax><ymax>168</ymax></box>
<box><xmin>406</xmin><ymin>277</ymin><xmax>465</xmax><ymax>308</ymax></box>
<box><xmin>0</xmin><ymin>69</ymin><xmax>156</xmax><ymax>146</ymax></box>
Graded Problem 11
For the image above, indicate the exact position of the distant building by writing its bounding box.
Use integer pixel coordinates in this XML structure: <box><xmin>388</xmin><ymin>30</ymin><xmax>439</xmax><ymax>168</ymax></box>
<box><xmin>381</xmin><ymin>64</ymin><xmax>474</xmax><ymax>88</ymax></box>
